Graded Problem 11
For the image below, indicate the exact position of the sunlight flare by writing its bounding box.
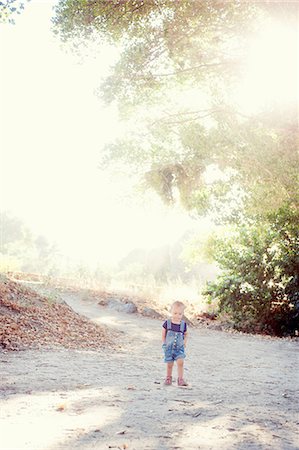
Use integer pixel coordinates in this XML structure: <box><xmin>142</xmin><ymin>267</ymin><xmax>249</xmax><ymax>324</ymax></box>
<box><xmin>235</xmin><ymin>19</ymin><xmax>298</xmax><ymax>114</ymax></box>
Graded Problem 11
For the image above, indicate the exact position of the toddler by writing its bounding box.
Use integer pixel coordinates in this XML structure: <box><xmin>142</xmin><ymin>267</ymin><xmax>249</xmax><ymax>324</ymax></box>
<box><xmin>162</xmin><ymin>301</ymin><xmax>188</xmax><ymax>386</ymax></box>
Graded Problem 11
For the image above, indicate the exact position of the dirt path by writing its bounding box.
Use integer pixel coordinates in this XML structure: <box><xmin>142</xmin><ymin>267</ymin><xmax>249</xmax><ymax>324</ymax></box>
<box><xmin>0</xmin><ymin>292</ymin><xmax>298</xmax><ymax>450</ymax></box>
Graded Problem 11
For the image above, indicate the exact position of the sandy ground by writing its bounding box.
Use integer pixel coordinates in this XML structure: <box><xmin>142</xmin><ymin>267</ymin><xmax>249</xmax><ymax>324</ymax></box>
<box><xmin>0</xmin><ymin>292</ymin><xmax>298</xmax><ymax>450</ymax></box>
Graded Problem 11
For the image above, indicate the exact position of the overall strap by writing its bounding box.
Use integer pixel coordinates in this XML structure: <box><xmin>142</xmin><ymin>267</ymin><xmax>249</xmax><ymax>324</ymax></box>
<box><xmin>166</xmin><ymin>319</ymin><xmax>172</xmax><ymax>330</ymax></box>
<box><xmin>180</xmin><ymin>320</ymin><xmax>185</xmax><ymax>333</ymax></box>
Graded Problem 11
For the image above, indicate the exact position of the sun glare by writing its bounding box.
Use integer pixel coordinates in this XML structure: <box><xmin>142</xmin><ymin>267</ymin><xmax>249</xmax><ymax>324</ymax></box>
<box><xmin>234</xmin><ymin>19</ymin><xmax>298</xmax><ymax>115</ymax></box>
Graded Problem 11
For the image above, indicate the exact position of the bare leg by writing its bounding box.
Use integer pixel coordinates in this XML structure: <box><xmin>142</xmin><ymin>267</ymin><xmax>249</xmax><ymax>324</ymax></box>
<box><xmin>177</xmin><ymin>358</ymin><xmax>184</xmax><ymax>379</ymax></box>
<box><xmin>164</xmin><ymin>362</ymin><xmax>174</xmax><ymax>385</ymax></box>
<box><xmin>177</xmin><ymin>359</ymin><xmax>188</xmax><ymax>386</ymax></box>
<box><xmin>166</xmin><ymin>362</ymin><xmax>174</xmax><ymax>378</ymax></box>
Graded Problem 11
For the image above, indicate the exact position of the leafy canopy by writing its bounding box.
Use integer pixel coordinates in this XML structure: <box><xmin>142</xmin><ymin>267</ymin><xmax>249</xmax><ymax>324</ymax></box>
<box><xmin>54</xmin><ymin>1</ymin><xmax>256</xmax><ymax>106</ymax></box>
<box><xmin>53</xmin><ymin>1</ymin><xmax>298</xmax><ymax>220</ymax></box>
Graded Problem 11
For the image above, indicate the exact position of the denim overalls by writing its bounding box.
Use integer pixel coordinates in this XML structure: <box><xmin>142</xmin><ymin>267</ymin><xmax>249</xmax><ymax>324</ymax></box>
<box><xmin>163</xmin><ymin>319</ymin><xmax>186</xmax><ymax>363</ymax></box>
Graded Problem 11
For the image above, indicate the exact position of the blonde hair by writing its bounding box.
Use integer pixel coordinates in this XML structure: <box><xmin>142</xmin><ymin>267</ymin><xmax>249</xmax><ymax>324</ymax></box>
<box><xmin>170</xmin><ymin>301</ymin><xmax>185</xmax><ymax>311</ymax></box>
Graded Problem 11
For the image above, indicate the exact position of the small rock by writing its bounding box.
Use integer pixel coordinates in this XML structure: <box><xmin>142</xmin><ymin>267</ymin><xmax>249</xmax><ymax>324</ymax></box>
<box><xmin>122</xmin><ymin>303</ymin><xmax>137</xmax><ymax>314</ymax></box>
<box><xmin>107</xmin><ymin>299</ymin><xmax>137</xmax><ymax>314</ymax></box>
<box><xmin>142</xmin><ymin>307</ymin><xmax>162</xmax><ymax>319</ymax></box>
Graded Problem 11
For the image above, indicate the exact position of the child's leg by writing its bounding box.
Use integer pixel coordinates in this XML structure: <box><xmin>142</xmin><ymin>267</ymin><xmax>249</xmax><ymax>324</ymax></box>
<box><xmin>177</xmin><ymin>358</ymin><xmax>184</xmax><ymax>379</ymax></box>
<box><xmin>164</xmin><ymin>362</ymin><xmax>174</xmax><ymax>385</ymax></box>
<box><xmin>177</xmin><ymin>358</ymin><xmax>188</xmax><ymax>386</ymax></box>
<box><xmin>166</xmin><ymin>362</ymin><xmax>174</xmax><ymax>377</ymax></box>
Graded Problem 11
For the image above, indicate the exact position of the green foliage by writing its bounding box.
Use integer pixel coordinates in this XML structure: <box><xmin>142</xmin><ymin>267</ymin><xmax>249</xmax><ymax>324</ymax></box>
<box><xmin>102</xmin><ymin>115</ymin><xmax>298</xmax><ymax>220</ymax></box>
<box><xmin>54</xmin><ymin>1</ymin><xmax>256</xmax><ymax>81</ymax></box>
<box><xmin>53</xmin><ymin>0</ymin><xmax>261</xmax><ymax>126</ymax></box>
<box><xmin>204</xmin><ymin>204</ymin><xmax>299</xmax><ymax>336</ymax></box>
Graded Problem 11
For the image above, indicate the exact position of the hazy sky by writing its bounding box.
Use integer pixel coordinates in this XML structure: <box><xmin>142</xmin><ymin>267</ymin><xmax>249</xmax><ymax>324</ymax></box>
<box><xmin>1</xmin><ymin>1</ymin><xmax>296</xmax><ymax>267</ymax></box>
<box><xmin>0</xmin><ymin>0</ymin><xmax>198</xmax><ymax>266</ymax></box>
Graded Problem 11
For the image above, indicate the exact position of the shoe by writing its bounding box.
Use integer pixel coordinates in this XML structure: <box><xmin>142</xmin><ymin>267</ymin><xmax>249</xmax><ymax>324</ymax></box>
<box><xmin>177</xmin><ymin>377</ymin><xmax>188</xmax><ymax>386</ymax></box>
<box><xmin>164</xmin><ymin>376</ymin><xmax>172</xmax><ymax>385</ymax></box>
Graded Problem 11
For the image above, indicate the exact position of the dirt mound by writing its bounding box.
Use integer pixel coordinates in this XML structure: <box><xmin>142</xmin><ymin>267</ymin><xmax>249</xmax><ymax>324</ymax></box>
<box><xmin>0</xmin><ymin>275</ymin><xmax>116</xmax><ymax>352</ymax></box>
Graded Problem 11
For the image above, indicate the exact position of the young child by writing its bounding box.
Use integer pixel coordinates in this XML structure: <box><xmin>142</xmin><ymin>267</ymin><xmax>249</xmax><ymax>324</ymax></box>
<box><xmin>162</xmin><ymin>301</ymin><xmax>188</xmax><ymax>386</ymax></box>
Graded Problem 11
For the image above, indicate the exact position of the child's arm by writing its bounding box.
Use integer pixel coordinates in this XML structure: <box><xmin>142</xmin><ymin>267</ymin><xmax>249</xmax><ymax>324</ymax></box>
<box><xmin>162</xmin><ymin>327</ymin><xmax>167</xmax><ymax>344</ymax></box>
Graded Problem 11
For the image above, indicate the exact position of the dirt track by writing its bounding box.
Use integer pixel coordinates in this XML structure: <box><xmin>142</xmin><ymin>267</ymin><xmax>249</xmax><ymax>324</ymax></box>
<box><xmin>0</xmin><ymin>291</ymin><xmax>298</xmax><ymax>450</ymax></box>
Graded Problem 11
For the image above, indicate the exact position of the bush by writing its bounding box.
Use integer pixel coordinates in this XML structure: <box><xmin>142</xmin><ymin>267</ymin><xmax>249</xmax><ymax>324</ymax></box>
<box><xmin>204</xmin><ymin>205</ymin><xmax>299</xmax><ymax>336</ymax></box>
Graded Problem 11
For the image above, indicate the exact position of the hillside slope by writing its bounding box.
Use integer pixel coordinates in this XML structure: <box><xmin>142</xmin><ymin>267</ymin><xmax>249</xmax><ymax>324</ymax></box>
<box><xmin>0</xmin><ymin>275</ymin><xmax>116</xmax><ymax>351</ymax></box>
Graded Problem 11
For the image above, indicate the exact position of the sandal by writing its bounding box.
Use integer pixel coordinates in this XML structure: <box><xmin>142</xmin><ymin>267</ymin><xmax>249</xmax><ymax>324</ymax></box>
<box><xmin>177</xmin><ymin>377</ymin><xmax>188</xmax><ymax>387</ymax></box>
<box><xmin>164</xmin><ymin>376</ymin><xmax>172</xmax><ymax>385</ymax></box>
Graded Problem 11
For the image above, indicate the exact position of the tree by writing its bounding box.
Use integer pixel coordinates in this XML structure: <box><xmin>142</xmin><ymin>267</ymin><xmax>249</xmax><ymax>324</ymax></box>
<box><xmin>53</xmin><ymin>1</ymin><xmax>297</xmax><ymax>110</ymax></box>
<box><xmin>53</xmin><ymin>1</ymin><xmax>298</xmax><ymax>219</ymax></box>
<box><xmin>53</xmin><ymin>1</ymin><xmax>298</xmax><ymax>334</ymax></box>
<box><xmin>54</xmin><ymin>1</ymin><xmax>258</xmax><ymax>111</ymax></box>
<box><xmin>100</xmin><ymin>112</ymin><xmax>298</xmax><ymax>221</ymax></box>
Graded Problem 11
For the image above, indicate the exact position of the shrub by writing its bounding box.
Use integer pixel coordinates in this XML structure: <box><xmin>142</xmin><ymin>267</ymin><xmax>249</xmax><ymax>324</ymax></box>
<box><xmin>204</xmin><ymin>205</ymin><xmax>299</xmax><ymax>336</ymax></box>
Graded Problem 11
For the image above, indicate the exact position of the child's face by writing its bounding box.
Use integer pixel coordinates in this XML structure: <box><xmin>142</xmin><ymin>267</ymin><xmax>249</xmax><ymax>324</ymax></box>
<box><xmin>171</xmin><ymin>306</ymin><xmax>184</xmax><ymax>323</ymax></box>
